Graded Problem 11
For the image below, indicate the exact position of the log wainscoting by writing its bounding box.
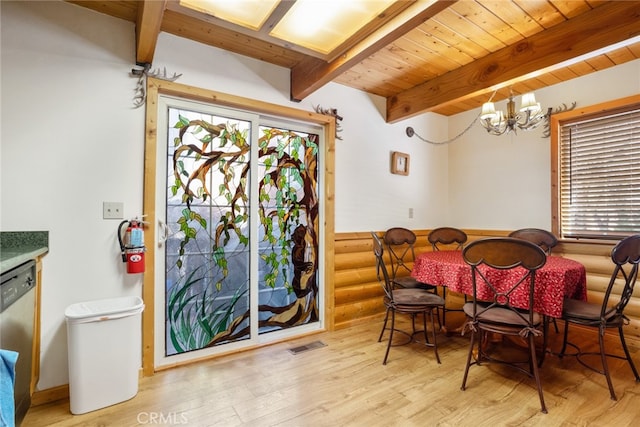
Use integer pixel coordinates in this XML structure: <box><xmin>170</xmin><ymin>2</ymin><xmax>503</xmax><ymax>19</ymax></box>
<box><xmin>333</xmin><ymin>229</ymin><xmax>640</xmax><ymax>344</ymax></box>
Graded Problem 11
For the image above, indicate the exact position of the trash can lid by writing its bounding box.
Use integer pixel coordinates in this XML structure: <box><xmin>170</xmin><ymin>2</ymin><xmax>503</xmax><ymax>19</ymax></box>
<box><xmin>65</xmin><ymin>296</ymin><xmax>144</xmax><ymax>319</ymax></box>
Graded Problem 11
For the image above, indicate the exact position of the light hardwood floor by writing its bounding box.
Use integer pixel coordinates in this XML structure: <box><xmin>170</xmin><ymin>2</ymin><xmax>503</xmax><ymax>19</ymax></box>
<box><xmin>23</xmin><ymin>317</ymin><xmax>640</xmax><ymax>426</ymax></box>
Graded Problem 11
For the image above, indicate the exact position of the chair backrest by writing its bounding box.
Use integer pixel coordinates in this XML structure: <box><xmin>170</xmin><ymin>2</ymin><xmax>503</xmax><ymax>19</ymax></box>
<box><xmin>428</xmin><ymin>227</ymin><xmax>468</xmax><ymax>251</ymax></box>
<box><xmin>602</xmin><ymin>234</ymin><xmax>640</xmax><ymax>317</ymax></box>
<box><xmin>372</xmin><ymin>232</ymin><xmax>393</xmax><ymax>298</ymax></box>
<box><xmin>383</xmin><ymin>227</ymin><xmax>418</xmax><ymax>279</ymax></box>
<box><xmin>462</xmin><ymin>237</ymin><xmax>547</xmax><ymax>327</ymax></box>
<box><xmin>508</xmin><ymin>228</ymin><xmax>558</xmax><ymax>255</ymax></box>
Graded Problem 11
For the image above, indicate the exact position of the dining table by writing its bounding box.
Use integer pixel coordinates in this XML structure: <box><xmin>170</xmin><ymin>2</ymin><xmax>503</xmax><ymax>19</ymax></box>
<box><xmin>411</xmin><ymin>250</ymin><xmax>587</xmax><ymax>319</ymax></box>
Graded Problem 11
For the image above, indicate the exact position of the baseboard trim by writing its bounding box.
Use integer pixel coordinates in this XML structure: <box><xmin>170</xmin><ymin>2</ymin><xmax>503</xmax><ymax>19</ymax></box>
<box><xmin>31</xmin><ymin>384</ymin><xmax>69</xmax><ymax>407</ymax></box>
<box><xmin>30</xmin><ymin>369</ymin><xmax>145</xmax><ymax>407</ymax></box>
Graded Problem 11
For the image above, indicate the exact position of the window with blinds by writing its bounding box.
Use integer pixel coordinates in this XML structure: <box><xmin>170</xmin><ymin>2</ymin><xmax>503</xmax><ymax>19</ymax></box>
<box><xmin>558</xmin><ymin>105</ymin><xmax>640</xmax><ymax>239</ymax></box>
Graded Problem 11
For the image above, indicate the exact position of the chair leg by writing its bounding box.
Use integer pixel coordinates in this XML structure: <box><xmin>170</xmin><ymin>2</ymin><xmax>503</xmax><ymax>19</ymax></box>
<box><xmin>411</xmin><ymin>313</ymin><xmax>417</xmax><ymax>336</ymax></box>
<box><xmin>538</xmin><ymin>316</ymin><xmax>549</xmax><ymax>367</ymax></box>
<box><xmin>618</xmin><ymin>325</ymin><xmax>640</xmax><ymax>381</ymax></box>
<box><xmin>559</xmin><ymin>319</ymin><xmax>570</xmax><ymax>357</ymax></box>
<box><xmin>378</xmin><ymin>307</ymin><xmax>390</xmax><ymax>343</ymax></box>
<box><xmin>461</xmin><ymin>329</ymin><xmax>476</xmax><ymax>391</ymax></box>
<box><xmin>422</xmin><ymin>312</ymin><xmax>430</xmax><ymax>344</ymax></box>
<box><xmin>422</xmin><ymin>311</ymin><xmax>429</xmax><ymax>344</ymax></box>
<box><xmin>598</xmin><ymin>326</ymin><xmax>617</xmax><ymax>400</ymax></box>
<box><xmin>429</xmin><ymin>309</ymin><xmax>441</xmax><ymax>364</ymax></box>
<box><xmin>618</xmin><ymin>326</ymin><xmax>640</xmax><ymax>382</ymax></box>
<box><xmin>383</xmin><ymin>310</ymin><xmax>396</xmax><ymax>365</ymax></box>
<box><xmin>528</xmin><ymin>333</ymin><xmax>548</xmax><ymax>413</ymax></box>
<box><xmin>442</xmin><ymin>287</ymin><xmax>447</xmax><ymax>329</ymax></box>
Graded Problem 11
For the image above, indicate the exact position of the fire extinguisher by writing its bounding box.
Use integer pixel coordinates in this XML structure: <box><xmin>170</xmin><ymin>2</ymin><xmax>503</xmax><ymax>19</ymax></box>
<box><xmin>118</xmin><ymin>218</ymin><xmax>145</xmax><ymax>274</ymax></box>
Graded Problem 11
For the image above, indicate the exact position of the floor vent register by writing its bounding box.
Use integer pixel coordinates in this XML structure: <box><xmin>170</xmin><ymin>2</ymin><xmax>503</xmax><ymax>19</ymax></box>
<box><xmin>288</xmin><ymin>340</ymin><xmax>327</xmax><ymax>355</ymax></box>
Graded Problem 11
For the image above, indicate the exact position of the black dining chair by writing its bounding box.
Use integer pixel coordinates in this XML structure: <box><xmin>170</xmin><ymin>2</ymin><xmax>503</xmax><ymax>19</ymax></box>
<box><xmin>372</xmin><ymin>232</ymin><xmax>445</xmax><ymax>365</ymax></box>
<box><xmin>428</xmin><ymin>227</ymin><xmax>468</xmax><ymax>330</ymax></box>
<box><xmin>509</xmin><ymin>228</ymin><xmax>560</xmax><ymax>332</ymax></box>
<box><xmin>385</xmin><ymin>227</ymin><xmax>442</xmax><ymax>329</ymax></box>
<box><xmin>508</xmin><ymin>228</ymin><xmax>558</xmax><ymax>255</ymax></box>
<box><xmin>383</xmin><ymin>227</ymin><xmax>438</xmax><ymax>293</ymax></box>
<box><xmin>558</xmin><ymin>234</ymin><xmax>640</xmax><ymax>400</ymax></box>
<box><xmin>460</xmin><ymin>237</ymin><xmax>549</xmax><ymax>413</ymax></box>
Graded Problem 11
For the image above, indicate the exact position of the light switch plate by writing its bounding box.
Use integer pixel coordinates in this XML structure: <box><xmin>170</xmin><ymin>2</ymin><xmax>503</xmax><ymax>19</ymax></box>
<box><xmin>103</xmin><ymin>202</ymin><xmax>124</xmax><ymax>219</ymax></box>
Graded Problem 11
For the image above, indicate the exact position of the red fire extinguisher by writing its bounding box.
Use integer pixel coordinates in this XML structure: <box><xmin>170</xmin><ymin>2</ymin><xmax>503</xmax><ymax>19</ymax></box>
<box><xmin>118</xmin><ymin>218</ymin><xmax>145</xmax><ymax>274</ymax></box>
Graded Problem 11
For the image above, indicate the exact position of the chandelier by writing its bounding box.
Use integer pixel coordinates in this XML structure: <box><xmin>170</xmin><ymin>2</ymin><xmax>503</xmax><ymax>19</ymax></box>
<box><xmin>480</xmin><ymin>91</ymin><xmax>549</xmax><ymax>135</ymax></box>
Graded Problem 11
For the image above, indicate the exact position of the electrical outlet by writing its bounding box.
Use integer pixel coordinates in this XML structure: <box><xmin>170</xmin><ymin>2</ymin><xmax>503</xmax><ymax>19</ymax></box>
<box><xmin>408</xmin><ymin>207</ymin><xmax>414</xmax><ymax>219</ymax></box>
<box><xmin>103</xmin><ymin>202</ymin><xmax>124</xmax><ymax>219</ymax></box>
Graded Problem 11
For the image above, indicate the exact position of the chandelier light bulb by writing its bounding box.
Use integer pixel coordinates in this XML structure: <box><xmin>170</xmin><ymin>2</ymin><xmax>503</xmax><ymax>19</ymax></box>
<box><xmin>491</xmin><ymin>110</ymin><xmax>505</xmax><ymax>126</ymax></box>
<box><xmin>480</xmin><ymin>102</ymin><xmax>496</xmax><ymax>120</ymax></box>
<box><xmin>520</xmin><ymin>92</ymin><xmax>538</xmax><ymax>112</ymax></box>
<box><xmin>479</xmin><ymin>90</ymin><xmax>548</xmax><ymax>135</ymax></box>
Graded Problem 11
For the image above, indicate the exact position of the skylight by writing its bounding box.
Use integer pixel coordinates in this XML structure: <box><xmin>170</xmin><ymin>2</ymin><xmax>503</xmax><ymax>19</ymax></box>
<box><xmin>179</xmin><ymin>0</ymin><xmax>396</xmax><ymax>55</ymax></box>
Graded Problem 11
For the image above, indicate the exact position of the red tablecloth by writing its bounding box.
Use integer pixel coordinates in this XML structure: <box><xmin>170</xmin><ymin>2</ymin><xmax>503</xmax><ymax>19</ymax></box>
<box><xmin>411</xmin><ymin>250</ymin><xmax>587</xmax><ymax>318</ymax></box>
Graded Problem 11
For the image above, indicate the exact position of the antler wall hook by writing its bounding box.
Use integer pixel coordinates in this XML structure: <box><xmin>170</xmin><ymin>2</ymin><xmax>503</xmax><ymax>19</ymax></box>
<box><xmin>541</xmin><ymin>101</ymin><xmax>577</xmax><ymax>137</ymax></box>
<box><xmin>313</xmin><ymin>105</ymin><xmax>343</xmax><ymax>140</ymax></box>
<box><xmin>131</xmin><ymin>63</ymin><xmax>183</xmax><ymax>108</ymax></box>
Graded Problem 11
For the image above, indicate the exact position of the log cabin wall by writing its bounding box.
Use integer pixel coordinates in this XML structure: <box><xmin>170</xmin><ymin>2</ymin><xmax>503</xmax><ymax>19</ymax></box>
<box><xmin>333</xmin><ymin>229</ymin><xmax>640</xmax><ymax>344</ymax></box>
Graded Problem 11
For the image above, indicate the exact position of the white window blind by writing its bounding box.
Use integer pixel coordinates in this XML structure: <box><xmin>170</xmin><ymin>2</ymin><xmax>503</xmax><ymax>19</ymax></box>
<box><xmin>559</xmin><ymin>106</ymin><xmax>640</xmax><ymax>239</ymax></box>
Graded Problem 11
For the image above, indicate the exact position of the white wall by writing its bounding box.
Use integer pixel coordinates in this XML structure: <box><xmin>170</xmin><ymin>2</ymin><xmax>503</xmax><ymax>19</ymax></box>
<box><xmin>1</xmin><ymin>1</ymin><xmax>145</xmax><ymax>389</ymax></box>
<box><xmin>447</xmin><ymin>60</ymin><xmax>640</xmax><ymax>230</ymax></box>
<box><xmin>0</xmin><ymin>1</ymin><xmax>448</xmax><ymax>389</ymax></box>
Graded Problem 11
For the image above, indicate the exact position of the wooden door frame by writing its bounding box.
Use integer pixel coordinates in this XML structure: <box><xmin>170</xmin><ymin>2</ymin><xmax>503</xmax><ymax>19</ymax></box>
<box><xmin>142</xmin><ymin>78</ymin><xmax>335</xmax><ymax>375</ymax></box>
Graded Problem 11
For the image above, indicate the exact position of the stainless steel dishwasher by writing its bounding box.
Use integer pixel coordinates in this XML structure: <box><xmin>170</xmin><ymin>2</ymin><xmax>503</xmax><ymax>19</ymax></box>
<box><xmin>1</xmin><ymin>260</ymin><xmax>36</xmax><ymax>426</ymax></box>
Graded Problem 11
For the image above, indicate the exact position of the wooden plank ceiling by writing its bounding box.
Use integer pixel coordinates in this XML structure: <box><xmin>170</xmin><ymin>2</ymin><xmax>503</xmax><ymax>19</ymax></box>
<box><xmin>68</xmin><ymin>0</ymin><xmax>640</xmax><ymax>122</ymax></box>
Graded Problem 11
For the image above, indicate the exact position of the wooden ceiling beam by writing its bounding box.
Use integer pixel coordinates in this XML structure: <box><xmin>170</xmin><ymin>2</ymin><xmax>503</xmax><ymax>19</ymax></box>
<box><xmin>136</xmin><ymin>0</ymin><xmax>167</xmax><ymax>65</ymax></box>
<box><xmin>289</xmin><ymin>0</ymin><xmax>458</xmax><ymax>102</ymax></box>
<box><xmin>257</xmin><ymin>0</ymin><xmax>296</xmax><ymax>35</ymax></box>
<box><xmin>386</xmin><ymin>1</ymin><xmax>640</xmax><ymax>123</ymax></box>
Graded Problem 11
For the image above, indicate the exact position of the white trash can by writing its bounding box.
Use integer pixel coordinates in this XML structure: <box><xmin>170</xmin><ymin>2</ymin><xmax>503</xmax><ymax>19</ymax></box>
<box><xmin>65</xmin><ymin>296</ymin><xmax>145</xmax><ymax>414</ymax></box>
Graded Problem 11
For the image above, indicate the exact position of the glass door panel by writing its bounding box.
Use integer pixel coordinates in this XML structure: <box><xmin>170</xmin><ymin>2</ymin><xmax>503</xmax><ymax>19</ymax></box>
<box><xmin>155</xmin><ymin>97</ymin><xmax>322</xmax><ymax>367</ymax></box>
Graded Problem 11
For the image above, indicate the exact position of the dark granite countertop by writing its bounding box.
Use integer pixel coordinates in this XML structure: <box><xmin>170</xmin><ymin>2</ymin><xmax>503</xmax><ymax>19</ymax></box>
<box><xmin>0</xmin><ymin>231</ymin><xmax>49</xmax><ymax>273</ymax></box>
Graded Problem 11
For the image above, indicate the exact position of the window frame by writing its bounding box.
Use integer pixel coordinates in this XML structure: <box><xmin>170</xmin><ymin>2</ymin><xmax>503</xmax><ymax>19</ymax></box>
<box><xmin>551</xmin><ymin>94</ymin><xmax>640</xmax><ymax>242</ymax></box>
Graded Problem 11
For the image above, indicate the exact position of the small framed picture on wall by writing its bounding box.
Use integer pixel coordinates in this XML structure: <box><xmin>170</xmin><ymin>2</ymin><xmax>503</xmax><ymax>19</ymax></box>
<box><xmin>391</xmin><ymin>151</ymin><xmax>410</xmax><ymax>176</ymax></box>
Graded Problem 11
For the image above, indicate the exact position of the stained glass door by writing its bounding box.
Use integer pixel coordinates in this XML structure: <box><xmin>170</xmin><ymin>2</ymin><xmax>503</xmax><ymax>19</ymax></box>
<box><xmin>155</xmin><ymin>97</ymin><xmax>322</xmax><ymax>366</ymax></box>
